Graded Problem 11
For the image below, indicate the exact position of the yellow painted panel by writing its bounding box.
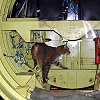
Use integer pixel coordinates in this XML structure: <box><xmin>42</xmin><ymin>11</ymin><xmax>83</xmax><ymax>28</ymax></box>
<box><xmin>77</xmin><ymin>70</ymin><xmax>96</xmax><ymax>88</ymax></box>
<box><xmin>0</xmin><ymin>0</ymin><xmax>3</xmax><ymax>11</ymax></box>
<box><xmin>0</xmin><ymin>75</ymin><xmax>27</xmax><ymax>100</ymax></box>
<box><xmin>67</xmin><ymin>71</ymin><xmax>77</xmax><ymax>88</ymax></box>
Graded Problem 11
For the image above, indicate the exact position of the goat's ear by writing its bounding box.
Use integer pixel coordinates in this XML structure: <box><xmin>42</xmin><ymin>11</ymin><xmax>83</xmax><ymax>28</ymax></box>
<box><xmin>64</xmin><ymin>45</ymin><xmax>66</xmax><ymax>49</ymax></box>
<box><xmin>64</xmin><ymin>42</ymin><xmax>68</xmax><ymax>48</ymax></box>
<box><xmin>64</xmin><ymin>43</ymin><xmax>67</xmax><ymax>49</ymax></box>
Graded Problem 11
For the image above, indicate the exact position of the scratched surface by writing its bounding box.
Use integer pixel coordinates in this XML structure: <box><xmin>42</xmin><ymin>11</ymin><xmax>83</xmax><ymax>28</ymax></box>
<box><xmin>30</xmin><ymin>87</ymin><xmax>100</xmax><ymax>100</ymax></box>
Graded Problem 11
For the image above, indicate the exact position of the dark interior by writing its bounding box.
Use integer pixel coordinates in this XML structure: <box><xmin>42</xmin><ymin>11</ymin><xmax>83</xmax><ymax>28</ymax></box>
<box><xmin>79</xmin><ymin>0</ymin><xmax>100</xmax><ymax>20</ymax></box>
<box><xmin>9</xmin><ymin>0</ymin><xmax>100</xmax><ymax>20</ymax></box>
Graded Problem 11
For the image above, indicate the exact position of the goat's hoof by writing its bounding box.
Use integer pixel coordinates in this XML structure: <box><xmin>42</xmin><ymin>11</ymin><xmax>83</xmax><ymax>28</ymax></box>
<box><xmin>63</xmin><ymin>67</ymin><xmax>68</xmax><ymax>69</ymax></box>
<box><xmin>28</xmin><ymin>70</ymin><xmax>33</xmax><ymax>72</ymax></box>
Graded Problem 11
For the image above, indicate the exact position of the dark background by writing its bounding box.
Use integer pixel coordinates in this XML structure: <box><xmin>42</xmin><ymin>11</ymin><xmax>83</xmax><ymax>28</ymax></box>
<box><xmin>0</xmin><ymin>96</ymin><xmax>4</xmax><ymax>100</ymax></box>
<box><xmin>8</xmin><ymin>0</ymin><xmax>100</xmax><ymax>20</ymax></box>
<box><xmin>79</xmin><ymin>0</ymin><xmax>100</xmax><ymax>20</ymax></box>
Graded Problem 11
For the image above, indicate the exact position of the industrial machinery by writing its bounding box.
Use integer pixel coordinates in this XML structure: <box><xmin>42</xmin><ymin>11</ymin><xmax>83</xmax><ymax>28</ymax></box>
<box><xmin>0</xmin><ymin>0</ymin><xmax>100</xmax><ymax>100</ymax></box>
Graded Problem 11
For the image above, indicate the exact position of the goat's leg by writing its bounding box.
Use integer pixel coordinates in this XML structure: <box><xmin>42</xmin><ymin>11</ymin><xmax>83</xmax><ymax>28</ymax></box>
<box><xmin>45</xmin><ymin>62</ymin><xmax>51</xmax><ymax>80</ymax></box>
<box><xmin>42</xmin><ymin>65</ymin><xmax>47</xmax><ymax>83</ymax></box>
<box><xmin>54</xmin><ymin>61</ymin><xmax>68</xmax><ymax>69</ymax></box>
<box><xmin>42</xmin><ymin>64</ymin><xmax>51</xmax><ymax>83</ymax></box>
<box><xmin>33</xmin><ymin>59</ymin><xmax>37</xmax><ymax>69</ymax></box>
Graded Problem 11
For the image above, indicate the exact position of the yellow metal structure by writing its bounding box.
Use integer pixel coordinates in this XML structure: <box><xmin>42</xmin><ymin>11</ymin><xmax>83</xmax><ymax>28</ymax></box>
<box><xmin>0</xmin><ymin>0</ymin><xmax>100</xmax><ymax>100</ymax></box>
